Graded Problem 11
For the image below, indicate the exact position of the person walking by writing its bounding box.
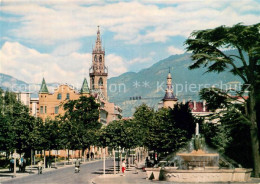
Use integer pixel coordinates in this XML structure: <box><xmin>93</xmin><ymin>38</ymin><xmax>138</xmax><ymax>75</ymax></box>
<box><xmin>134</xmin><ymin>159</ymin><xmax>138</xmax><ymax>174</ymax></box>
<box><xmin>22</xmin><ymin>158</ymin><xmax>26</xmax><ymax>172</ymax></box>
<box><xmin>19</xmin><ymin>157</ymin><xmax>24</xmax><ymax>172</ymax></box>
<box><xmin>38</xmin><ymin>160</ymin><xmax>43</xmax><ymax>174</ymax></box>
<box><xmin>91</xmin><ymin>152</ymin><xmax>94</xmax><ymax>160</ymax></box>
<box><xmin>75</xmin><ymin>159</ymin><xmax>80</xmax><ymax>173</ymax></box>
<box><xmin>10</xmin><ymin>158</ymin><xmax>14</xmax><ymax>172</ymax></box>
<box><xmin>121</xmin><ymin>159</ymin><xmax>126</xmax><ymax>176</ymax></box>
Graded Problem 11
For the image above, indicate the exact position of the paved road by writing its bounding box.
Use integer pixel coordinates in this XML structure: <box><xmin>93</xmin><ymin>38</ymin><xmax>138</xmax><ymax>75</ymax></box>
<box><xmin>2</xmin><ymin>160</ymin><xmax>113</xmax><ymax>184</ymax></box>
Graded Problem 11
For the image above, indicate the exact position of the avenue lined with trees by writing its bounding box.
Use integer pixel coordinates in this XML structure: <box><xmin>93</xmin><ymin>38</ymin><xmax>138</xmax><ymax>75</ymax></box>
<box><xmin>0</xmin><ymin>22</ymin><xmax>259</xmax><ymax>178</ymax></box>
<box><xmin>0</xmin><ymin>88</ymin><xmax>196</xmax><ymax>169</ymax></box>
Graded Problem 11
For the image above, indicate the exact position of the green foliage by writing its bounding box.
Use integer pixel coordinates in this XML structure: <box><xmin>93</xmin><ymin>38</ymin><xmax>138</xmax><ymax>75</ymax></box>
<box><xmin>0</xmin><ymin>90</ymin><xmax>40</xmax><ymax>154</ymax></box>
<box><xmin>0</xmin><ymin>90</ymin><xmax>102</xmax><ymax>157</ymax></box>
<box><xmin>144</xmin><ymin>103</ymin><xmax>195</xmax><ymax>157</ymax></box>
<box><xmin>98</xmin><ymin>102</ymin><xmax>195</xmax><ymax>161</ymax></box>
<box><xmin>201</xmin><ymin>113</ymin><xmax>252</xmax><ymax>168</ymax></box>
<box><xmin>61</xmin><ymin>96</ymin><xmax>101</xmax><ymax>150</ymax></box>
<box><xmin>185</xmin><ymin>22</ymin><xmax>260</xmax><ymax>176</ymax></box>
<box><xmin>97</xmin><ymin>119</ymin><xmax>140</xmax><ymax>149</ymax></box>
<box><xmin>159</xmin><ymin>169</ymin><xmax>165</xmax><ymax>181</ymax></box>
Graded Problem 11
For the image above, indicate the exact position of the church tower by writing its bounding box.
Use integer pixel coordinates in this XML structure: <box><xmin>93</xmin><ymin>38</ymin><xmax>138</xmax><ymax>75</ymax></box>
<box><xmin>163</xmin><ymin>70</ymin><xmax>178</xmax><ymax>108</ymax></box>
<box><xmin>89</xmin><ymin>26</ymin><xmax>108</xmax><ymax>100</ymax></box>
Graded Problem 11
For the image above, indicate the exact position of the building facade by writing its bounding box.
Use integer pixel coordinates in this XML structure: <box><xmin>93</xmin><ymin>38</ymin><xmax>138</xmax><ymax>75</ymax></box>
<box><xmin>33</xmin><ymin>27</ymin><xmax>121</xmax><ymax>124</ymax></box>
<box><xmin>37</xmin><ymin>78</ymin><xmax>90</xmax><ymax>120</ymax></box>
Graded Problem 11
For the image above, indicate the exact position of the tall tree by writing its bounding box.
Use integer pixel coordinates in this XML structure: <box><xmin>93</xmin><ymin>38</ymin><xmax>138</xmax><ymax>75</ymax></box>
<box><xmin>185</xmin><ymin>23</ymin><xmax>260</xmax><ymax>176</ymax></box>
<box><xmin>62</xmin><ymin>96</ymin><xmax>101</xmax><ymax>153</ymax></box>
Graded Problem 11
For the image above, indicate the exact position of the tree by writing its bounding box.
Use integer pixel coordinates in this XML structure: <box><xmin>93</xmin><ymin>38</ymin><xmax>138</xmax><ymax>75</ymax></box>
<box><xmin>98</xmin><ymin>119</ymin><xmax>139</xmax><ymax>150</ymax></box>
<box><xmin>201</xmin><ymin>107</ymin><xmax>253</xmax><ymax>168</ymax></box>
<box><xmin>133</xmin><ymin>104</ymin><xmax>154</xmax><ymax>147</ymax></box>
<box><xmin>62</xmin><ymin>96</ymin><xmax>101</xmax><ymax>154</ymax></box>
<box><xmin>185</xmin><ymin>23</ymin><xmax>260</xmax><ymax>176</ymax></box>
<box><xmin>0</xmin><ymin>89</ymin><xmax>38</xmax><ymax>158</ymax></box>
<box><xmin>143</xmin><ymin>103</ymin><xmax>195</xmax><ymax>160</ymax></box>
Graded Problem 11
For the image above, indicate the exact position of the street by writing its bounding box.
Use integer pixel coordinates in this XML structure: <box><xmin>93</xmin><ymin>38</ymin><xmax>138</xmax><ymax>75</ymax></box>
<box><xmin>2</xmin><ymin>160</ymin><xmax>113</xmax><ymax>184</ymax></box>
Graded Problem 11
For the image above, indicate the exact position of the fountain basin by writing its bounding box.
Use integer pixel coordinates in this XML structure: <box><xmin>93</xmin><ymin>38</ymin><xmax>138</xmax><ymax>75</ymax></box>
<box><xmin>177</xmin><ymin>150</ymin><xmax>219</xmax><ymax>167</ymax></box>
<box><xmin>164</xmin><ymin>168</ymin><xmax>252</xmax><ymax>183</ymax></box>
<box><xmin>145</xmin><ymin>167</ymin><xmax>161</xmax><ymax>180</ymax></box>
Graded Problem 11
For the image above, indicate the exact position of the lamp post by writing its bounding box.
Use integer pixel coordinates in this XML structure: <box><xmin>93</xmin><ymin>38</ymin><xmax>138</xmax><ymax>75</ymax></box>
<box><xmin>103</xmin><ymin>147</ymin><xmax>105</xmax><ymax>175</ymax></box>
<box><xmin>113</xmin><ymin>148</ymin><xmax>116</xmax><ymax>174</ymax></box>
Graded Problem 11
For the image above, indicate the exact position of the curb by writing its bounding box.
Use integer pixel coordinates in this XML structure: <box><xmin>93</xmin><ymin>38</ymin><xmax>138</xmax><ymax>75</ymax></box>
<box><xmin>1</xmin><ymin>159</ymin><xmax>102</xmax><ymax>183</ymax></box>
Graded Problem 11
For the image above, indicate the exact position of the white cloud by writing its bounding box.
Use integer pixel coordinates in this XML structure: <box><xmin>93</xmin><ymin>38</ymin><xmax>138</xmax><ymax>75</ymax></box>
<box><xmin>1</xmin><ymin>1</ymin><xmax>259</xmax><ymax>45</ymax></box>
<box><xmin>0</xmin><ymin>42</ymin><xmax>127</xmax><ymax>87</ymax></box>
<box><xmin>52</xmin><ymin>42</ymin><xmax>82</xmax><ymax>56</ymax></box>
<box><xmin>128</xmin><ymin>52</ymin><xmax>155</xmax><ymax>65</ymax></box>
<box><xmin>106</xmin><ymin>54</ymin><xmax>128</xmax><ymax>78</ymax></box>
<box><xmin>0</xmin><ymin>42</ymin><xmax>91</xmax><ymax>85</ymax></box>
<box><xmin>167</xmin><ymin>46</ymin><xmax>184</xmax><ymax>55</ymax></box>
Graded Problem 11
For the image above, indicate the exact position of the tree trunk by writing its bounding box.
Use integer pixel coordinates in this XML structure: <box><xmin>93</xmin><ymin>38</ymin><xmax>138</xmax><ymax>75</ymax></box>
<box><xmin>83</xmin><ymin>148</ymin><xmax>85</xmax><ymax>162</ymax></box>
<box><xmin>249</xmin><ymin>87</ymin><xmax>260</xmax><ymax>177</ymax></box>
<box><xmin>67</xmin><ymin>149</ymin><xmax>69</xmax><ymax>164</ymax></box>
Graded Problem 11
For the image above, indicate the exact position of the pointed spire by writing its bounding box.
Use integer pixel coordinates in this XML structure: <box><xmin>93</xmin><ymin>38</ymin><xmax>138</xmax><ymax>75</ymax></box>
<box><xmin>94</xmin><ymin>25</ymin><xmax>102</xmax><ymax>52</ymax></box>
<box><xmin>39</xmin><ymin>78</ymin><xmax>49</xmax><ymax>94</ymax></box>
<box><xmin>163</xmin><ymin>71</ymin><xmax>177</xmax><ymax>101</ymax></box>
<box><xmin>81</xmin><ymin>78</ymin><xmax>90</xmax><ymax>94</ymax></box>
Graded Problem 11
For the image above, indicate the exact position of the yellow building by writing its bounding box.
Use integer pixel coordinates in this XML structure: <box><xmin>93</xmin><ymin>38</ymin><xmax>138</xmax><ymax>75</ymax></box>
<box><xmin>35</xmin><ymin>26</ymin><xmax>121</xmax><ymax>123</ymax></box>
<box><xmin>37</xmin><ymin>78</ymin><xmax>90</xmax><ymax>120</ymax></box>
<box><xmin>31</xmin><ymin>27</ymin><xmax>121</xmax><ymax>158</ymax></box>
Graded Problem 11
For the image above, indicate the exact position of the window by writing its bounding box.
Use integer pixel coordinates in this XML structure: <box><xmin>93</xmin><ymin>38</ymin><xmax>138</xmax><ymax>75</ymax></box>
<box><xmin>66</xmin><ymin>93</ymin><xmax>70</xmax><ymax>100</ymax></box>
<box><xmin>98</xmin><ymin>78</ymin><xmax>103</xmax><ymax>86</ymax></box>
<box><xmin>92</xmin><ymin>78</ymin><xmax>95</xmax><ymax>89</ymax></box>
<box><xmin>45</xmin><ymin>106</ymin><xmax>47</xmax><ymax>114</ymax></box>
<box><xmin>57</xmin><ymin>93</ymin><xmax>62</xmax><ymax>100</ymax></box>
<box><xmin>94</xmin><ymin>55</ymin><xmax>97</xmax><ymax>62</ymax></box>
<box><xmin>55</xmin><ymin>106</ymin><xmax>59</xmax><ymax>114</ymax></box>
<box><xmin>40</xmin><ymin>106</ymin><xmax>43</xmax><ymax>114</ymax></box>
<box><xmin>99</xmin><ymin>55</ymin><xmax>102</xmax><ymax>62</ymax></box>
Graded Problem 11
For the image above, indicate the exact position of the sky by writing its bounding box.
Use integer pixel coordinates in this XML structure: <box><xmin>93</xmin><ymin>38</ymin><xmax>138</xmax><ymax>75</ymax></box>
<box><xmin>0</xmin><ymin>0</ymin><xmax>259</xmax><ymax>85</ymax></box>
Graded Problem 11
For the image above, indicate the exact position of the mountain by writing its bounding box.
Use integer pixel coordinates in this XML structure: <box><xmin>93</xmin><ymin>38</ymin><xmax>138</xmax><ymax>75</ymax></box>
<box><xmin>0</xmin><ymin>73</ymin><xmax>29</xmax><ymax>91</ymax></box>
<box><xmin>0</xmin><ymin>73</ymin><xmax>63</xmax><ymax>97</ymax></box>
<box><xmin>108</xmin><ymin>51</ymin><xmax>241</xmax><ymax>117</ymax></box>
<box><xmin>0</xmin><ymin>51</ymin><xmax>242</xmax><ymax>117</ymax></box>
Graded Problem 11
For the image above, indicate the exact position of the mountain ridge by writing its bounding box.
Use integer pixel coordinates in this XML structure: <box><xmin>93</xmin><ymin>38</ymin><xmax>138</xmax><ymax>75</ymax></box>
<box><xmin>0</xmin><ymin>51</ymin><xmax>241</xmax><ymax>117</ymax></box>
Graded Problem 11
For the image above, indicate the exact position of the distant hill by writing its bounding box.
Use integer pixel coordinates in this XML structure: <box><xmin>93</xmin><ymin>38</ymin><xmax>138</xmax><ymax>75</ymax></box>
<box><xmin>108</xmin><ymin>51</ymin><xmax>241</xmax><ymax>117</ymax></box>
<box><xmin>0</xmin><ymin>73</ymin><xmax>29</xmax><ymax>91</ymax></box>
<box><xmin>0</xmin><ymin>73</ymin><xmax>63</xmax><ymax>97</ymax></box>
<box><xmin>0</xmin><ymin>51</ymin><xmax>242</xmax><ymax>117</ymax></box>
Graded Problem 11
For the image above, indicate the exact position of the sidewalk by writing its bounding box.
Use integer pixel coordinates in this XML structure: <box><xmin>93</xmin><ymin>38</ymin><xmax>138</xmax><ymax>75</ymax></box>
<box><xmin>0</xmin><ymin>159</ymin><xmax>101</xmax><ymax>183</ymax></box>
<box><xmin>92</xmin><ymin>167</ymin><xmax>260</xmax><ymax>184</ymax></box>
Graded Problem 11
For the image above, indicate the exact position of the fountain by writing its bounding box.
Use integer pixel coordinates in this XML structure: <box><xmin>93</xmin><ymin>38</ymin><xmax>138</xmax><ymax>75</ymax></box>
<box><xmin>146</xmin><ymin>123</ymin><xmax>252</xmax><ymax>182</ymax></box>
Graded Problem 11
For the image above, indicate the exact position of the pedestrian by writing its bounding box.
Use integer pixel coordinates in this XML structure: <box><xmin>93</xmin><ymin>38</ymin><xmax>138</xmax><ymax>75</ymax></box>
<box><xmin>75</xmin><ymin>158</ymin><xmax>80</xmax><ymax>173</ymax></box>
<box><xmin>22</xmin><ymin>158</ymin><xmax>26</xmax><ymax>172</ymax></box>
<box><xmin>121</xmin><ymin>159</ymin><xmax>126</xmax><ymax>176</ymax></box>
<box><xmin>47</xmin><ymin>157</ymin><xmax>51</xmax><ymax>168</ymax></box>
<box><xmin>19</xmin><ymin>157</ymin><xmax>24</xmax><ymax>172</ymax></box>
<box><xmin>38</xmin><ymin>160</ymin><xmax>43</xmax><ymax>174</ymax></box>
<box><xmin>91</xmin><ymin>152</ymin><xmax>94</xmax><ymax>160</ymax></box>
<box><xmin>10</xmin><ymin>158</ymin><xmax>14</xmax><ymax>172</ymax></box>
<box><xmin>87</xmin><ymin>153</ymin><xmax>90</xmax><ymax>161</ymax></box>
<box><xmin>145</xmin><ymin>157</ymin><xmax>150</xmax><ymax>167</ymax></box>
<box><xmin>134</xmin><ymin>159</ymin><xmax>138</xmax><ymax>174</ymax></box>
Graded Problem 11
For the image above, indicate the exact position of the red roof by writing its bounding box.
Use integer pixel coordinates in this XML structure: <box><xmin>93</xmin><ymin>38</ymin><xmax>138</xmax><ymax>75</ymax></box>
<box><xmin>188</xmin><ymin>101</ymin><xmax>209</xmax><ymax>112</ymax></box>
